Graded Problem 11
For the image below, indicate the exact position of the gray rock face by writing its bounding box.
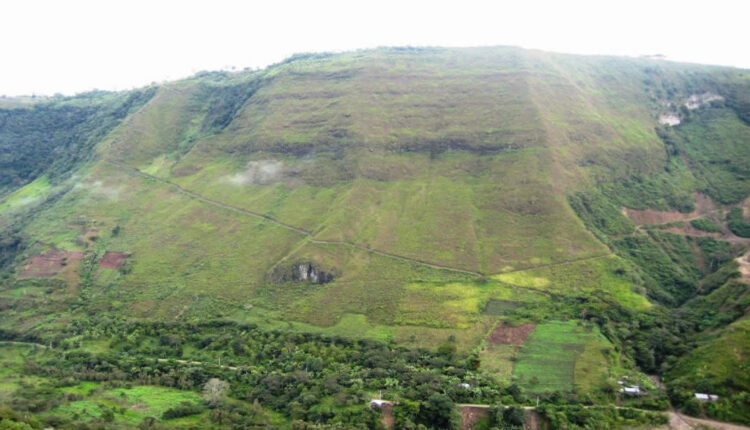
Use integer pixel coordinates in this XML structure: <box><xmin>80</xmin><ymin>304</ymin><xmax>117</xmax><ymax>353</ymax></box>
<box><xmin>268</xmin><ymin>261</ymin><xmax>336</xmax><ymax>284</ymax></box>
<box><xmin>293</xmin><ymin>263</ymin><xmax>334</xmax><ymax>284</ymax></box>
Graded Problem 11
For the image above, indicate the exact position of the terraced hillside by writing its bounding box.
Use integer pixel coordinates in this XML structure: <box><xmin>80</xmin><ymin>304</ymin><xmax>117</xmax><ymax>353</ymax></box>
<box><xmin>0</xmin><ymin>47</ymin><xmax>748</xmax><ymax>428</ymax></box>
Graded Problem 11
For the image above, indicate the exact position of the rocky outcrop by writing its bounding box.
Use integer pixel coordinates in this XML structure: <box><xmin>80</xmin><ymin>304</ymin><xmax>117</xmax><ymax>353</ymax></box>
<box><xmin>269</xmin><ymin>261</ymin><xmax>337</xmax><ymax>284</ymax></box>
<box><xmin>292</xmin><ymin>262</ymin><xmax>335</xmax><ymax>283</ymax></box>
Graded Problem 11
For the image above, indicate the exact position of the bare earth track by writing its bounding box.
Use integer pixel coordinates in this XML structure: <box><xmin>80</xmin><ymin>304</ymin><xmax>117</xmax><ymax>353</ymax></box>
<box><xmin>737</xmin><ymin>251</ymin><xmax>750</xmax><ymax>282</ymax></box>
<box><xmin>667</xmin><ymin>410</ymin><xmax>750</xmax><ymax>430</ymax></box>
<box><xmin>99</xmin><ymin>251</ymin><xmax>129</xmax><ymax>269</ymax></box>
<box><xmin>107</xmin><ymin>160</ymin><xmax>612</xmax><ymax>278</ymax></box>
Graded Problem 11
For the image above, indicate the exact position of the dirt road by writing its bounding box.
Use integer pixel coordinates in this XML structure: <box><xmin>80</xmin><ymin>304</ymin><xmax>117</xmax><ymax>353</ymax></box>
<box><xmin>666</xmin><ymin>411</ymin><xmax>750</xmax><ymax>430</ymax></box>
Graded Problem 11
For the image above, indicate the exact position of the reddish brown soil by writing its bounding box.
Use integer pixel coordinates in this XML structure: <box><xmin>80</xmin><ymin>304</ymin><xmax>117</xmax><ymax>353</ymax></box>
<box><xmin>19</xmin><ymin>249</ymin><xmax>84</xmax><ymax>278</ymax></box>
<box><xmin>99</xmin><ymin>251</ymin><xmax>129</xmax><ymax>269</ymax></box>
<box><xmin>694</xmin><ymin>192</ymin><xmax>717</xmax><ymax>214</ymax></box>
<box><xmin>526</xmin><ymin>410</ymin><xmax>541</xmax><ymax>430</ymax></box>
<box><xmin>380</xmin><ymin>404</ymin><xmax>394</xmax><ymax>430</ymax></box>
<box><xmin>488</xmin><ymin>322</ymin><xmax>536</xmax><ymax>346</ymax></box>
<box><xmin>663</xmin><ymin>225</ymin><xmax>722</xmax><ymax>238</ymax></box>
<box><xmin>460</xmin><ymin>406</ymin><xmax>490</xmax><ymax>430</ymax></box>
<box><xmin>623</xmin><ymin>192</ymin><xmax>717</xmax><ymax>225</ymax></box>
<box><xmin>624</xmin><ymin>208</ymin><xmax>696</xmax><ymax>225</ymax></box>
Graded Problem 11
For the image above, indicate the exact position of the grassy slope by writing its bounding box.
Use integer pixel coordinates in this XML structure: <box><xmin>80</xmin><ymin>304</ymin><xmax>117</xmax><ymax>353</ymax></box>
<box><xmin>675</xmin><ymin>107</ymin><xmax>750</xmax><ymax>203</ymax></box>
<box><xmin>666</xmin><ymin>318</ymin><xmax>750</xmax><ymax>393</ymax></box>
<box><xmin>512</xmin><ymin>321</ymin><xmax>612</xmax><ymax>393</ymax></box>
<box><xmin>2</xmin><ymin>47</ymin><xmax>749</xmax><ymax>398</ymax></box>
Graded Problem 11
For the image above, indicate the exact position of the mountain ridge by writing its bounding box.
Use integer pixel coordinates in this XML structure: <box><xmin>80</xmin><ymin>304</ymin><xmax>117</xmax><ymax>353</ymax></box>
<box><xmin>0</xmin><ymin>46</ymin><xmax>748</xmax><ymax>428</ymax></box>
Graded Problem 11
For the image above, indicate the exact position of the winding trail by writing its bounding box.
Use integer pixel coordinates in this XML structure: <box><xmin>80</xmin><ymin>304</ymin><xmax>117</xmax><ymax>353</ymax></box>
<box><xmin>106</xmin><ymin>160</ymin><xmax>611</xmax><ymax>278</ymax></box>
<box><xmin>667</xmin><ymin>410</ymin><xmax>750</xmax><ymax>430</ymax></box>
<box><xmin>0</xmin><ymin>340</ymin><xmax>48</xmax><ymax>349</ymax></box>
<box><xmin>106</xmin><ymin>160</ymin><xmax>310</xmax><ymax>235</ymax></box>
<box><xmin>492</xmin><ymin>253</ymin><xmax>610</xmax><ymax>275</ymax></box>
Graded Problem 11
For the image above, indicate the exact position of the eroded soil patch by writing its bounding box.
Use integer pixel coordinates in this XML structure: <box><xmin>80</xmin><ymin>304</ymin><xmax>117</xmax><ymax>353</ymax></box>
<box><xmin>19</xmin><ymin>249</ymin><xmax>84</xmax><ymax>278</ymax></box>
<box><xmin>488</xmin><ymin>322</ymin><xmax>536</xmax><ymax>346</ymax></box>
<box><xmin>380</xmin><ymin>404</ymin><xmax>394</xmax><ymax>430</ymax></box>
<box><xmin>624</xmin><ymin>208</ymin><xmax>694</xmax><ymax>225</ymax></box>
<box><xmin>460</xmin><ymin>405</ymin><xmax>489</xmax><ymax>430</ymax></box>
<box><xmin>623</xmin><ymin>193</ymin><xmax>717</xmax><ymax>225</ymax></box>
<box><xmin>737</xmin><ymin>251</ymin><xmax>750</xmax><ymax>283</ymax></box>
<box><xmin>99</xmin><ymin>251</ymin><xmax>129</xmax><ymax>269</ymax></box>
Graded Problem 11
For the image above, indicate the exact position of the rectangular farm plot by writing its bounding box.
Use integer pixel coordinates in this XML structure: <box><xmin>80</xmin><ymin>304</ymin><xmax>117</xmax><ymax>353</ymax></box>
<box><xmin>512</xmin><ymin>322</ymin><xmax>611</xmax><ymax>393</ymax></box>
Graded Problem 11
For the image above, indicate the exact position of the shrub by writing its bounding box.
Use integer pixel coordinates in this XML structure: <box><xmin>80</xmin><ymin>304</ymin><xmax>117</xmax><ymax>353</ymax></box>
<box><xmin>727</xmin><ymin>208</ymin><xmax>750</xmax><ymax>237</ymax></box>
<box><xmin>417</xmin><ymin>394</ymin><xmax>460</xmax><ymax>429</ymax></box>
<box><xmin>690</xmin><ymin>217</ymin><xmax>722</xmax><ymax>233</ymax></box>
<box><xmin>162</xmin><ymin>401</ymin><xmax>203</xmax><ymax>419</ymax></box>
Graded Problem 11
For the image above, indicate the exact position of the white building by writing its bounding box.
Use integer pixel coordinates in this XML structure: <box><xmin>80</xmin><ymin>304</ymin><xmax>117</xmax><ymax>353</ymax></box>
<box><xmin>694</xmin><ymin>393</ymin><xmax>719</xmax><ymax>402</ymax></box>
<box><xmin>620</xmin><ymin>386</ymin><xmax>642</xmax><ymax>395</ymax></box>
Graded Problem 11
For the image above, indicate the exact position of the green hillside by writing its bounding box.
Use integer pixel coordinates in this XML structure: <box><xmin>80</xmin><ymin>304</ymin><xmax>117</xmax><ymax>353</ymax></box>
<box><xmin>0</xmin><ymin>47</ymin><xmax>748</xmax><ymax>429</ymax></box>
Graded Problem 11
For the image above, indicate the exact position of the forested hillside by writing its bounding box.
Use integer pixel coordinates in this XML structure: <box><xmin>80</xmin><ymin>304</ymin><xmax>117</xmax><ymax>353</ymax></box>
<box><xmin>0</xmin><ymin>47</ymin><xmax>748</xmax><ymax>429</ymax></box>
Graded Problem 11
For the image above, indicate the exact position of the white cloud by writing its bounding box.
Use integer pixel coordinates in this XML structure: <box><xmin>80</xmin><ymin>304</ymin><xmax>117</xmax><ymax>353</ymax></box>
<box><xmin>226</xmin><ymin>160</ymin><xmax>284</xmax><ymax>185</ymax></box>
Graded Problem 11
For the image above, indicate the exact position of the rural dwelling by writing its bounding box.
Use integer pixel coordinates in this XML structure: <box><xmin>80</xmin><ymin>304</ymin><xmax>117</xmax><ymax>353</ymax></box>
<box><xmin>459</xmin><ymin>383</ymin><xmax>472</xmax><ymax>389</ymax></box>
<box><xmin>370</xmin><ymin>399</ymin><xmax>395</xmax><ymax>408</ymax></box>
<box><xmin>694</xmin><ymin>393</ymin><xmax>719</xmax><ymax>401</ymax></box>
<box><xmin>620</xmin><ymin>386</ymin><xmax>642</xmax><ymax>395</ymax></box>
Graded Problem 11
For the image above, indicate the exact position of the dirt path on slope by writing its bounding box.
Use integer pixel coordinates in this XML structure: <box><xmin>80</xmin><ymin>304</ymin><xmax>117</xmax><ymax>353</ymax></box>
<box><xmin>736</xmin><ymin>251</ymin><xmax>750</xmax><ymax>283</ymax></box>
<box><xmin>493</xmin><ymin>253</ymin><xmax>611</xmax><ymax>275</ymax></box>
<box><xmin>107</xmin><ymin>160</ymin><xmax>615</xmax><ymax>278</ymax></box>
<box><xmin>460</xmin><ymin>405</ymin><xmax>490</xmax><ymax>430</ymax></box>
<box><xmin>0</xmin><ymin>341</ymin><xmax>49</xmax><ymax>349</ymax></box>
<box><xmin>107</xmin><ymin>160</ymin><xmax>311</xmax><ymax>235</ymax></box>
<box><xmin>667</xmin><ymin>410</ymin><xmax>750</xmax><ymax>430</ymax></box>
<box><xmin>526</xmin><ymin>410</ymin><xmax>541</xmax><ymax>430</ymax></box>
<box><xmin>106</xmin><ymin>160</ymin><xmax>481</xmax><ymax>276</ymax></box>
<box><xmin>380</xmin><ymin>404</ymin><xmax>395</xmax><ymax>430</ymax></box>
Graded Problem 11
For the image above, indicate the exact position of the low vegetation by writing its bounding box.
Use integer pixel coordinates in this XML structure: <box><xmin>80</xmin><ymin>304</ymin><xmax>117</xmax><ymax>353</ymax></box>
<box><xmin>727</xmin><ymin>207</ymin><xmax>750</xmax><ymax>237</ymax></box>
<box><xmin>690</xmin><ymin>216</ymin><xmax>723</xmax><ymax>233</ymax></box>
<box><xmin>0</xmin><ymin>47</ymin><xmax>748</xmax><ymax>428</ymax></box>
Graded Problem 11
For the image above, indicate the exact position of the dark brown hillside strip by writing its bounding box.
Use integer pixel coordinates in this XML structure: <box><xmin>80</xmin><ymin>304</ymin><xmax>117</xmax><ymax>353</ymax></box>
<box><xmin>18</xmin><ymin>248</ymin><xmax>84</xmax><ymax>278</ymax></box>
<box><xmin>99</xmin><ymin>251</ymin><xmax>129</xmax><ymax>269</ymax></box>
<box><xmin>488</xmin><ymin>322</ymin><xmax>536</xmax><ymax>345</ymax></box>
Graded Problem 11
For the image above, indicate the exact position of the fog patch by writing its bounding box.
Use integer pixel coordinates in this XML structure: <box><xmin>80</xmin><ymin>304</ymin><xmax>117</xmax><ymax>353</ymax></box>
<box><xmin>227</xmin><ymin>160</ymin><xmax>284</xmax><ymax>185</ymax></box>
<box><xmin>74</xmin><ymin>180</ymin><xmax>122</xmax><ymax>200</ymax></box>
<box><xmin>658</xmin><ymin>113</ymin><xmax>681</xmax><ymax>126</ymax></box>
<box><xmin>10</xmin><ymin>195</ymin><xmax>40</xmax><ymax>208</ymax></box>
<box><xmin>685</xmin><ymin>92</ymin><xmax>724</xmax><ymax>110</ymax></box>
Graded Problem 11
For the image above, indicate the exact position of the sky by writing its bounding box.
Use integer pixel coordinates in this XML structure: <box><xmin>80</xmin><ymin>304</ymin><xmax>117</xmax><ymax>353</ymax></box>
<box><xmin>1</xmin><ymin>0</ymin><xmax>748</xmax><ymax>96</ymax></box>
